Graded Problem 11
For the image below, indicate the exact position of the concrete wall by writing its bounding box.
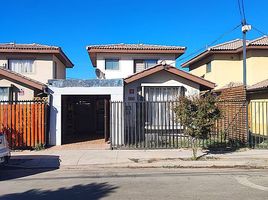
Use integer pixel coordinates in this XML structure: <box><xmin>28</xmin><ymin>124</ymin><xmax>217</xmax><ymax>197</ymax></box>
<box><xmin>48</xmin><ymin>86</ymin><xmax>124</xmax><ymax>146</ymax></box>
<box><xmin>96</xmin><ymin>53</ymin><xmax>176</xmax><ymax>79</ymax></box>
<box><xmin>189</xmin><ymin>50</ymin><xmax>268</xmax><ymax>88</ymax></box>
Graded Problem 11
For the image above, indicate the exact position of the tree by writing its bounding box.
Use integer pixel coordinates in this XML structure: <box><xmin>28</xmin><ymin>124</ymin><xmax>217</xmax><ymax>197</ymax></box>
<box><xmin>174</xmin><ymin>93</ymin><xmax>221</xmax><ymax>160</ymax></box>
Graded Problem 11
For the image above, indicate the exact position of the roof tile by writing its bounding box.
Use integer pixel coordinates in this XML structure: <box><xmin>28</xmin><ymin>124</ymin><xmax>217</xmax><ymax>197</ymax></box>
<box><xmin>209</xmin><ymin>39</ymin><xmax>244</xmax><ymax>51</ymax></box>
<box><xmin>87</xmin><ymin>43</ymin><xmax>185</xmax><ymax>50</ymax></box>
<box><xmin>0</xmin><ymin>43</ymin><xmax>59</xmax><ymax>50</ymax></box>
<box><xmin>182</xmin><ymin>35</ymin><xmax>268</xmax><ymax>67</ymax></box>
<box><xmin>247</xmin><ymin>79</ymin><xmax>268</xmax><ymax>90</ymax></box>
<box><xmin>0</xmin><ymin>43</ymin><xmax>73</xmax><ymax>67</ymax></box>
<box><xmin>248</xmin><ymin>36</ymin><xmax>268</xmax><ymax>46</ymax></box>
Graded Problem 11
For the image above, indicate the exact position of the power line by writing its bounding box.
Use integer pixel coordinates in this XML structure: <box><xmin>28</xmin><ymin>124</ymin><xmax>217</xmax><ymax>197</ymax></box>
<box><xmin>241</xmin><ymin>0</ymin><xmax>246</xmax><ymax>23</ymax></box>
<box><xmin>237</xmin><ymin>0</ymin><xmax>243</xmax><ymax>22</ymax></box>
<box><xmin>252</xmin><ymin>26</ymin><xmax>268</xmax><ymax>36</ymax></box>
<box><xmin>176</xmin><ymin>24</ymin><xmax>241</xmax><ymax>63</ymax></box>
<box><xmin>238</xmin><ymin>0</ymin><xmax>247</xmax><ymax>24</ymax></box>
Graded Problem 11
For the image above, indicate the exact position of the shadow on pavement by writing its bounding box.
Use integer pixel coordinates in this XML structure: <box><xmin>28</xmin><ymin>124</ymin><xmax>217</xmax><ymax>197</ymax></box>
<box><xmin>0</xmin><ymin>155</ymin><xmax>60</xmax><ymax>181</ymax></box>
<box><xmin>0</xmin><ymin>182</ymin><xmax>118</xmax><ymax>200</ymax></box>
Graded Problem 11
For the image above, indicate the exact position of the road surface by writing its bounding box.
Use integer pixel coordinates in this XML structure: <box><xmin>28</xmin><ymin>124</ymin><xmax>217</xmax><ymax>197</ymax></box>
<box><xmin>0</xmin><ymin>167</ymin><xmax>268</xmax><ymax>200</ymax></box>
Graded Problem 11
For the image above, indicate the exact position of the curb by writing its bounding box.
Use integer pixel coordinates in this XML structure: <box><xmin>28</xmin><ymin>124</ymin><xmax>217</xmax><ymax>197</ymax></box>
<box><xmin>58</xmin><ymin>164</ymin><xmax>268</xmax><ymax>170</ymax></box>
<box><xmin>2</xmin><ymin>164</ymin><xmax>268</xmax><ymax>170</ymax></box>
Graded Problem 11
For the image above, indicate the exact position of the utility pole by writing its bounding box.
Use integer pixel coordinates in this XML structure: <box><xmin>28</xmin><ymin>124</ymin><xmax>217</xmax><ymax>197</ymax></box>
<box><xmin>242</xmin><ymin>22</ymin><xmax>251</xmax><ymax>147</ymax></box>
<box><xmin>242</xmin><ymin>21</ymin><xmax>251</xmax><ymax>86</ymax></box>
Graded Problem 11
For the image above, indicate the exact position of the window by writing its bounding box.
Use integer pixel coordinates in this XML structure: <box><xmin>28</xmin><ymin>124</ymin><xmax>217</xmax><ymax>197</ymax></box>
<box><xmin>144</xmin><ymin>86</ymin><xmax>185</xmax><ymax>101</ymax></box>
<box><xmin>134</xmin><ymin>59</ymin><xmax>158</xmax><ymax>73</ymax></box>
<box><xmin>9</xmin><ymin>60</ymin><xmax>34</xmax><ymax>73</ymax></box>
<box><xmin>0</xmin><ymin>87</ymin><xmax>10</xmax><ymax>101</ymax></box>
<box><xmin>144</xmin><ymin>59</ymin><xmax>158</xmax><ymax>69</ymax></box>
<box><xmin>105</xmin><ymin>59</ymin><xmax>119</xmax><ymax>70</ymax></box>
<box><xmin>206</xmin><ymin>62</ymin><xmax>211</xmax><ymax>73</ymax></box>
<box><xmin>53</xmin><ymin>62</ymin><xmax>57</xmax><ymax>79</ymax></box>
<box><xmin>143</xmin><ymin>86</ymin><xmax>186</xmax><ymax>128</ymax></box>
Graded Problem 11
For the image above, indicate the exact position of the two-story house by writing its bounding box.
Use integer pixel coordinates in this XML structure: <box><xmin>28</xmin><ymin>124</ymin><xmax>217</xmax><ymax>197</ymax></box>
<box><xmin>87</xmin><ymin>43</ymin><xmax>184</xmax><ymax>79</ymax></box>
<box><xmin>181</xmin><ymin>36</ymin><xmax>268</xmax><ymax>89</ymax></box>
<box><xmin>48</xmin><ymin>43</ymin><xmax>215</xmax><ymax>147</ymax></box>
<box><xmin>87</xmin><ymin>44</ymin><xmax>214</xmax><ymax>101</ymax></box>
<box><xmin>0</xmin><ymin>43</ymin><xmax>73</xmax><ymax>100</ymax></box>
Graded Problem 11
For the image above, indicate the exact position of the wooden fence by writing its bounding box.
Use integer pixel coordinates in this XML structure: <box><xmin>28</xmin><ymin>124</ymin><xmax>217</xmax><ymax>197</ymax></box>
<box><xmin>0</xmin><ymin>100</ymin><xmax>48</xmax><ymax>149</ymax></box>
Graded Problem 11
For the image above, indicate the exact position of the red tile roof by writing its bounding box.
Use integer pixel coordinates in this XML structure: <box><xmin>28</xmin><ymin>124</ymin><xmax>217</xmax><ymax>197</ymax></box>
<box><xmin>0</xmin><ymin>67</ymin><xmax>47</xmax><ymax>91</ymax></box>
<box><xmin>87</xmin><ymin>43</ymin><xmax>186</xmax><ymax>50</ymax></box>
<box><xmin>249</xmin><ymin>36</ymin><xmax>268</xmax><ymax>46</ymax></box>
<box><xmin>87</xmin><ymin>43</ymin><xmax>186</xmax><ymax>67</ymax></box>
<box><xmin>247</xmin><ymin>79</ymin><xmax>268</xmax><ymax>91</ymax></box>
<box><xmin>124</xmin><ymin>63</ymin><xmax>215</xmax><ymax>90</ymax></box>
<box><xmin>0</xmin><ymin>43</ymin><xmax>59</xmax><ymax>50</ymax></box>
<box><xmin>182</xmin><ymin>36</ymin><xmax>268</xmax><ymax>67</ymax></box>
<box><xmin>0</xmin><ymin>43</ymin><xmax>73</xmax><ymax>68</ymax></box>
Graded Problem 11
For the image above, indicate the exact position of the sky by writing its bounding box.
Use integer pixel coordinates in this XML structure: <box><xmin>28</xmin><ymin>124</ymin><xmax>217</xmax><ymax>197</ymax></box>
<box><xmin>1</xmin><ymin>0</ymin><xmax>268</xmax><ymax>79</ymax></box>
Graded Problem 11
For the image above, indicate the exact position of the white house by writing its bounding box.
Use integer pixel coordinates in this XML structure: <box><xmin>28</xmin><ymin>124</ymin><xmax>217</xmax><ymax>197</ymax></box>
<box><xmin>48</xmin><ymin>43</ymin><xmax>215</xmax><ymax>147</ymax></box>
<box><xmin>87</xmin><ymin>43</ymin><xmax>186</xmax><ymax>79</ymax></box>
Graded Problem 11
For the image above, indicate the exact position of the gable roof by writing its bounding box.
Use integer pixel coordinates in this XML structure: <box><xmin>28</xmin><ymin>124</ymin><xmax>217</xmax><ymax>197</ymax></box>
<box><xmin>0</xmin><ymin>67</ymin><xmax>47</xmax><ymax>91</ymax></box>
<box><xmin>249</xmin><ymin>35</ymin><xmax>268</xmax><ymax>46</ymax></box>
<box><xmin>124</xmin><ymin>63</ymin><xmax>215</xmax><ymax>90</ymax></box>
<box><xmin>247</xmin><ymin>79</ymin><xmax>268</xmax><ymax>91</ymax></box>
<box><xmin>0</xmin><ymin>43</ymin><xmax>74</xmax><ymax>68</ymax></box>
<box><xmin>87</xmin><ymin>43</ymin><xmax>186</xmax><ymax>67</ymax></box>
<box><xmin>181</xmin><ymin>36</ymin><xmax>268</xmax><ymax>67</ymax></box>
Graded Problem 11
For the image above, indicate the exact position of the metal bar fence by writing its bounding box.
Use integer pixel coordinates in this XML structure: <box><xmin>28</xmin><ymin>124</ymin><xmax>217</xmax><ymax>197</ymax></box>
<box><xmin>0</xmin><ymin>100</ymin><xmax>48</xmax><ymax>149</ymax></box>
<box><xmin>111</xmin><ymin>100</ymin><xmax>251</xmax><ymax>149</ymax></box>
<box><xmin>248</xmin><ymin>101</ymin><xmax>268</xmax><ymax>148</ymax></box>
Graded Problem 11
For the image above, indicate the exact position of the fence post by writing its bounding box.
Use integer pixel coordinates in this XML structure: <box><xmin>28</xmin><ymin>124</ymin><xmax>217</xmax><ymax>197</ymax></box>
<box><xmin>109</xmin><ymin>101</ymin><xmax>113</xmax><ymax>150</ymax></box>
<box><xmin>246</xmin><ymin>100</ymin><xmax>250</xmax><ymax>147</ymax></box>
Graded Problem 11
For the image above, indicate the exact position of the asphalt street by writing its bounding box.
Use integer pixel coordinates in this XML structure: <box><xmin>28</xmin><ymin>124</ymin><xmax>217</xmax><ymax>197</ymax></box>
<box><xmin>0</xmin><ymin>167</ymin><xmax>268</xmax><ymax>200</ymax></box>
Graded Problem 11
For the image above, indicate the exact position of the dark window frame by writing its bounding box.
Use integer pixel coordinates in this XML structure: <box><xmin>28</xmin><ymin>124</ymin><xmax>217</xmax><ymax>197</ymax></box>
<box><xmin>105</xmin><ymin>59</ymin><xmax>119</xmax><ymax>70</ymax></box>
<box><xmin>206</xmin><ymin>62</ymin><xmax>211</xmax><ymax>73</ymax></box>
<box><xmin>134</xmin><ymin>59</ymin><xmax>158</xmax><ymax>73</ymax></box>
<box><xmin>8</xmin><ymin>59</ymin><xmax>35</xmax><ymax>73</ymax></box>
<box><xmin>53</xmin><ymin>61</ymin><xmax>58</xmax><ymax>79</ymax></box>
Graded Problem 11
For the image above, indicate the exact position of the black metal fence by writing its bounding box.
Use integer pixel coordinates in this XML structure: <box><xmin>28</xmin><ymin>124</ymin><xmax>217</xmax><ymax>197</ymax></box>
<box><xmin>110</xmin><ymin>100</ymin><xmax>250</xmax><ymax>149</ymax></box>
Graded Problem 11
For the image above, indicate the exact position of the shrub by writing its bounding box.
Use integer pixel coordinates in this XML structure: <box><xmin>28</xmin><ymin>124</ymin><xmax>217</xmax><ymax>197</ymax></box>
<box><xmin>34</xmin><ymin>143</ymin><xmax>45</xmax><ymax>151</ymax></box>
<box><xmin>174</xmin><ymin>93</ymin><xmax>221</xmax><ymax>160</ymax></box>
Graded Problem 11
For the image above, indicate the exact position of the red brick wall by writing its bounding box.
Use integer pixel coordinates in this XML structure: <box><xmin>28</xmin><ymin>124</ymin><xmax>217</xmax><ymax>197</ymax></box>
<box><xmin>215</xmin><ymin>85</ymin><xmax>248</xmax><ymax>143</ymax></box>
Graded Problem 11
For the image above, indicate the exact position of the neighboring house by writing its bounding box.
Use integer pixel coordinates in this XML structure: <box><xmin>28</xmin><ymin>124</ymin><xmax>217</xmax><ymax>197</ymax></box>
<box><xmin>87</xmin><ymin>44</ymin><xmax>186</xmax><ymax>79</ymax></box>
<box><xmin>181</xmin><ymin>36</ymin><xmax>268</xmax><ymax>89</ymax></box>
<box><xmin>0</xmin><ymin>43</ymin><xmax>73</xmax><ymax>100</ymax></box>
<box><xmin>48</xmin><ymin>43</ymin><xmax>215</xmax><ymax>146</ymax></box>
<box><xmin>247</xmin><ymin>79</ymin><xmax>268</xmax><ymax>100</ymax></box>
<box><xmin>247</xmin><ymin>79</ymin><xmax>268</xmax><ymax>137</ymax></box>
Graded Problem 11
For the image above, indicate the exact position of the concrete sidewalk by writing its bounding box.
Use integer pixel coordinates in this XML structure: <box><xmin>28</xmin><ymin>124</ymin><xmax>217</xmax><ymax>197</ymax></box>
<box><xmin>8</xmin><ymin>148</ymin><xmax>268</xmax><ymax>169</ymax></box>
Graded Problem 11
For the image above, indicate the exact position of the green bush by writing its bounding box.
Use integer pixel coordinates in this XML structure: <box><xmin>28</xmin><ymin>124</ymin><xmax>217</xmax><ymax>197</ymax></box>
<box><xmin>174</xmin><ymin>93</ymin><xmax>221</xmax><ymax>160</ymax></box>
<box><xmin>34</xmin><ymin>143</ymin><xmax>45</xmax><ymax>151</ymax></box>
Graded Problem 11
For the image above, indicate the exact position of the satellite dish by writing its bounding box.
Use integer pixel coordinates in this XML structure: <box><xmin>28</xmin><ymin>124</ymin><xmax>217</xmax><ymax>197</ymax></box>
<box><xmin>95</xmin><ymin>68</ymin><xmax>106</xmax><ymax>79</ymax></box>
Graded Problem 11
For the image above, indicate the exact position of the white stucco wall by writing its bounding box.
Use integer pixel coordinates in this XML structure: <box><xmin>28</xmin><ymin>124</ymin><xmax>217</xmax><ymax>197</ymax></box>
<box><xmin>96</xmin><ymin>53</ymin><xmax>176</xmax><ymax>79</ymax></box>
<box><xmin>48</xmin><ymin>86</ymin><xmax>124</xmax><ymax>146</ymax></box>
<box><xmin>124</xmin><ymin>70</ymin><xmax>200</xmax><ymax>101</ymax></box>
